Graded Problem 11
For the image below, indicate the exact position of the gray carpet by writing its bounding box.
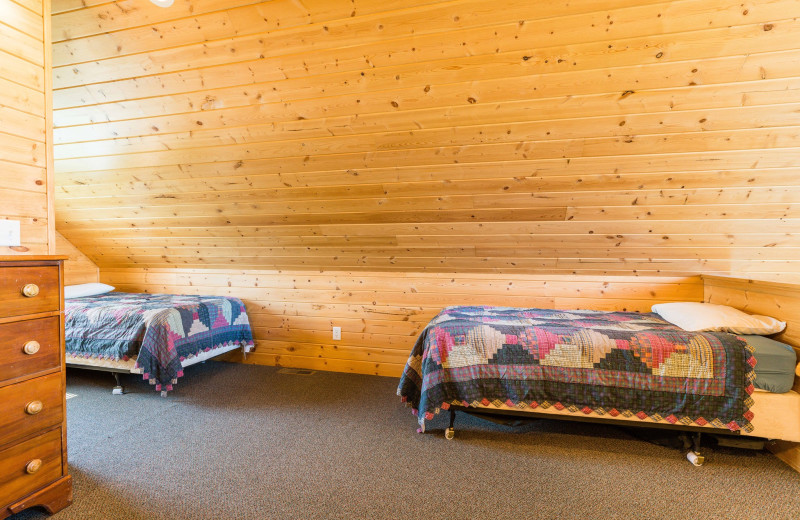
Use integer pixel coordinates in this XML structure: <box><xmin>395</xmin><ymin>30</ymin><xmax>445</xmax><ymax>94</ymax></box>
<box><xmin>11</xmin><ymin>362</ymin><xmax>800</xmax><ymax>520</ymax></box>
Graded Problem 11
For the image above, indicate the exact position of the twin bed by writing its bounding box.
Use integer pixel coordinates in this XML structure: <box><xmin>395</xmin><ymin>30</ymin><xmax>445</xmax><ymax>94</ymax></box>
<box><xmin>397</xmin><ymin>304</ymin><xmax>800</xmax><ymax>464</ymax></box>
<box><xmin>64</xmin><ymin>288</ymin><xmax>254</xmax><ymax>395</ymax></box>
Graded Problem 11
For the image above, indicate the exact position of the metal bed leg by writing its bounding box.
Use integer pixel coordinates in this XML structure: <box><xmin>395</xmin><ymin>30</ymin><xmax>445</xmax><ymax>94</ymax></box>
<box><xmin>686</xmin><ymin>432</ymin><xmax>705</xmax><ymax>466</ymax></box>
<box><xmin>112</xmin><ymin>373</ymin><xmax>125</xmax><ymax>395</ymax></box>
<box><xmin>445</xmin><ymin>409</ymin><xmax>456</xmax><ymax>440</ymax></box>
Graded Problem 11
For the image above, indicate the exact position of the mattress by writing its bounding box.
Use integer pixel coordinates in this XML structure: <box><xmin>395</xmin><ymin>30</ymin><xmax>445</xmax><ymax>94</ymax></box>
<box><xmin>743</xmin><ymin>334</ymin><xmax>798</xmax><ymax>393</ymax></box>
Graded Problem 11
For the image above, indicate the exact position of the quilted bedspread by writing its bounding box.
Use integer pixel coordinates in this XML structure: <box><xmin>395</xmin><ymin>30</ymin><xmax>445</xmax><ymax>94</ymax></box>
<box><xmin>398</xmin><ymin>306</ymin><xmax>756</xmax><ymax>433</ymax></box>
<box><xmin>66</xmin><ymin>293</ymin><xmax>254</xmax><ymax>394</ymax></box>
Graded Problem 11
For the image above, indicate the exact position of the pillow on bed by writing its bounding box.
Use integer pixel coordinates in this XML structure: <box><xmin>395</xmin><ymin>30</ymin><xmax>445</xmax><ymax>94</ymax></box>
<box><xmin>742</xmin><ymin>335</ymin><xmax>797</xmax><ymax>394</ymax></box>
<box><xmin>64</xmin><ymin>283</ymin><xmax>115</xmax><ymax>299</ymax></box>
<box><xmin>651</xmin><ymin>302</ymin><xmax>785</xmax><ymax>335</ymax></box>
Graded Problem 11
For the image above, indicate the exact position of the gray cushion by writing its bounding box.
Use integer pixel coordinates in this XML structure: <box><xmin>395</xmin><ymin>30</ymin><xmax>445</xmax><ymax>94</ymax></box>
<box><xmin>742</xmin><ymin>335</ymin><xmax>797</xmax><ymax>394</ymax></box>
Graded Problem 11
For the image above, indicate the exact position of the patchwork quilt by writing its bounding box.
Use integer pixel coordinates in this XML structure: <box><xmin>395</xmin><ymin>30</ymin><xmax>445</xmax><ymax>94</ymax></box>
<box><xmin>66</xmin><ymin>293</ymin><xmax>254</xmax><ymax>394</ymax></box>
<box><xmin>398</xmin><ymin>306</ymin><xmax>756</xmax><ymax>433</ymax></box>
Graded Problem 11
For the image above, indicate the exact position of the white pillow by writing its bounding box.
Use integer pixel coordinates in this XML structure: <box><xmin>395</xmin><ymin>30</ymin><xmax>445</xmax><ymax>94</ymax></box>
<box><xmin>651</xmin><ymin>302</ymin><xmax>785</xmax><ymax>335</ymax></box>
<box><xmin>65</xmin><ymin>283</ymin><xmax>115</xmax><ymax>300</ymax></box>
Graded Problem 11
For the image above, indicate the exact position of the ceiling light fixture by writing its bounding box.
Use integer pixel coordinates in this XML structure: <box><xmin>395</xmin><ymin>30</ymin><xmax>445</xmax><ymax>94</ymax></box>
<box><xmin>150</xmin><ymin>0</ymin><xmax>174</xmax><ymax>7</ymax></box>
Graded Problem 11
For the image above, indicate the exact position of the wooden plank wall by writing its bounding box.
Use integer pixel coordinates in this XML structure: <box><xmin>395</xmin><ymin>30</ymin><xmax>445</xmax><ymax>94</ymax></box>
<box><xmin>703</xmin><ymin>275</ymin><xmax>800</xmax><ymax>472</ymax></box>
<box><xmin>52</xmin><ymin>0</ymin><xmax>800</xmax><ymax>280</ymax></box>
<box><xmin>55</xmin><ymin>231</ymin><xmax>99</xmax><ymax>285</ymax></box>
<box><xmin>0</xmin><ymin>0</ymin><xmax>52</xmax><ymax>254</ymax></box>
<box><xmin>102</xmin><ymin>268</ymin><xmax>704</xmax><ymax>376</ymax></box>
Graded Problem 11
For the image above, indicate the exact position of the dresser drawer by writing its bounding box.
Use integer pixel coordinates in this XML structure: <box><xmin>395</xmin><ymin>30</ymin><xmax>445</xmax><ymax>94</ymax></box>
<box><xmin>0</xmin><ymin>373</ymin><xmax>63</xmax><ymax>448</ymax></box>
<box><xmin>0</xmin><ymin>429</ymin><xmax>62</xmax><ymax>509</ymax></box>
<box><xmin>0</xmin><ymin>317</ymin><xmax>60</xmax><ymax>385</ymax></box>
<box><xmin>0</xmin><ymin>266</ymin><xmax>60</xmax><ymax>319</ymax></box>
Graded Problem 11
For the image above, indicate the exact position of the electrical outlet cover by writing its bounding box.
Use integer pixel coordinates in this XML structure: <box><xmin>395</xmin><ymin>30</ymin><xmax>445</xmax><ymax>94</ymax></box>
<box><xmin>0</xmin><ymin>220</ymin><xmax>20</xmax><ymax>246</ymax></box>
<box><xmin>332</xmin><ymin>326</ymin><xmax>341</xmax><ymax>340</ymax></box>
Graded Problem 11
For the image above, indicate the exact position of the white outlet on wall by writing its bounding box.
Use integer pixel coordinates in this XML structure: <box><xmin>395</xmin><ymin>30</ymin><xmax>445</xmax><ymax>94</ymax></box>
<box><xmin>332</xmin><ymin>326</ymin><xmax>341</xmax><ymax>341</ymax></box>
<box><xmin>0</xmin><ymin>220</ymin><xmax>21</xmax><ymax>246</ymax></box>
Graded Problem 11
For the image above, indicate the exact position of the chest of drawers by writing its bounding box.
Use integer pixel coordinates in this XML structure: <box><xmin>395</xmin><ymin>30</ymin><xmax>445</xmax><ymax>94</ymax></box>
<box><xmin>0</xmin><ymin>257</ymin><xmax>72</xmax><ymax>519</ymax></box>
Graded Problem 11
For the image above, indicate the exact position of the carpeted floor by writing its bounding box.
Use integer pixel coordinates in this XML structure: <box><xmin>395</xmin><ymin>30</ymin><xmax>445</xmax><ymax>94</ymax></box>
<box><xmin>10</xmin><ymin>361</ymin><xmax>800</xmax><ymax>520</ymax></box>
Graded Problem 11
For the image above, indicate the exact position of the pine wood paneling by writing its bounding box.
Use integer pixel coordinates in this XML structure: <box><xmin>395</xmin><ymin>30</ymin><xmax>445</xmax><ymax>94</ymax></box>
<box><xmin>52</xmin><ymin>0</ymin><xmax>800</xmax><ymax>280</ymax></box>
<box><xmin>0</xmin><ymin>0</ymin><xmax>52</xmax><ymax>255</ymax></box>
<box><xmin>55</xmin><ymin>232</ymin><xmax>98</xmax><ymax>285</ymax></box>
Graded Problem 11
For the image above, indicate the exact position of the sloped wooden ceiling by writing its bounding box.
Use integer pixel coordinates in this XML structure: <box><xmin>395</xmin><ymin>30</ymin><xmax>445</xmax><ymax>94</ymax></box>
<box><xmin>53</xmin><ymin>0</ymin><xmax>800</xmax><ymax>279</ymax></box>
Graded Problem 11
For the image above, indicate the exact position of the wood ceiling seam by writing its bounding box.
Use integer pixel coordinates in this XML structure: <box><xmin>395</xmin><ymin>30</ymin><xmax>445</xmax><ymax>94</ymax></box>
<box><xmin>52</xmin><ymin>16</ymin><xmax>798</xmax><ymax>93</ymax></box>
<box><xmin>3</xmin><ymin>0</ymin><xmax>44</xmax><ymax>39</ymax></box>
<box><xmin>101</xmin><ymin>273</ymin><xmax>703</xmax><ymax>284</ymax></box>
<box><xmin>0</xmin><ymin>128</ymin><xmax>46</xmax><ymax>146</ymax></box>
<box><xmin>54</xmin><ymin>0</ymin><xmax>676</xmax><ymax>56</ymax></box>
<box><xmin>0</xmin><ymin>49</ymin><xmax>44</xmax><ymax>89</ymax></box>
<box><xmin>52</xmin><ymin>0</ymin><xmax>670</xmax><ymax>67</ymax></box>
<box><xmin>64</xmin><ymin>242</ymin><xmax>798</xmax><ymax>252</ymax></box>
<box><xmin>84</xmin><ymin>262</ymin><xmax>800</xmax><ymax>271</ymax></box>
<box><xmin>10</xmin><ymin>0</ymin><xmax>43</xmax><ymax>16</ymax></box>
<box><xmin>54</xmin><ymin>190</ymin><xmax>800</xmax><ymax>213</ymax></box>
<box><xmin>51</xmin><ymin>204</ymin><xmax>799</xmax><ymax>223</ymax></box>
<box><xmin>51</xmin><ymin>0</ymin><xmax>118</xmax><ymax>16</ymax></box>
<box><xmin>50</xmin><ymin>0</ymin><xmax>663</xmax><ymax>45</ymax></box>
<box><xmin>73</xmin><ymin>249</ymin><xmax>800</xmax><ymax>262</ymax></box>
<box><xmin>49</xmin><ymin>127</ymin><xmax>800</xmax><ymax>171</ymax></box>
<box><xmin>53</xmin><ymin>185</ymin><xmax>800</xmax><ymax>208</ymax></box>
<box><xmin>54</xmin><ymin>118</ymin><xmax>800</xmax><ymax>161</ymax></box>
<box><xmin>52</xmin><ymin>0</ymin><xmax>279</xmax><ymax>42</ymax></box>
<box><xmin>51</xmin><ymin>0</ymin><xmax>792</xmax><ymax>86</ymax></box>
<box><xmin>51</xmin><ymin>97</ymin><xmax>800</xmax><ymax>151</ymax></box>
<box><xmin>50</xmin><ymin>0</ymin><xmax>272</xmax><ymax>16</ymax></box>
<box><xmin>51</xmin><ymin>91</ymin><xmax>800</xmax><ymax>146</ymax></box>
<box><xmin>51</xmin><ymin>49</ymin><xmax>800</xmax><ymax>120</ymax></box>
<box><xmin>69</xmin><ymin>241</ymin><xmax>798</xmax><ymax>252</ymax></box>
<box><xmin>0</xmin><ymin>24</ymin><xmax>46</xmax><ymax>64</ymax></box>
<box><xmin>48</xmin><ymin>113</ymin><xmax>800</xmax><ymax>166</ymax></box>
<box><xmin>51</xmin><ymin>172</ymin><xmax>800</xmax><ymax>201</ymax></box>
<box><xmin>53</xmin><ymin>157</ymin><xmax>800</xmax><ymax>188</ymax></box>
<box><xmin>51</xmin><ymin>73</ymin><xmax>800</xmax><ymax>131</ymax></box>
<box><xmin>54</xmin><ymin>220</ymin><xmax>800</xmax><ymax>233</ymax></box>
<box><xmin>51</xmin><ymin>25</ymin><xmax>796</xmax><ymax>108</ymax></box>
<box><xmin>50</xmin><ymin>163</ymin><xmax>800</xmax><ymax>189</ymax></box>
<box><xmin>87</xmin><ymin>263</ymin><xmax>795</xmax><ymax>273</ymax></box>
<box><xmin>50</xmin><ymin>0</ymin><xmax>734</xmax><ymax>87</ymax></box>
<box><xmin>104</xmin><ymin>283</ymin><xmax>701</xmax><ymax>297</ymax></box>
<box><xmin>94</xmin><ymin>265</ymin><xmax>765</xmax><ymax>273</ymax></box>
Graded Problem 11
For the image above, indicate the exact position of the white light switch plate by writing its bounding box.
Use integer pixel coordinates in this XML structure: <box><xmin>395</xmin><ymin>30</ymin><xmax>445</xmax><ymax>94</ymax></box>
<box><xmin>332</xmin><ymin>326</ymin><xmax>341</xmax><ymax>340</ymax></box>
<box><xmin>0</xmin><ymin>220</ymin><xmax>20</xmax><ymax>246</ymax></box>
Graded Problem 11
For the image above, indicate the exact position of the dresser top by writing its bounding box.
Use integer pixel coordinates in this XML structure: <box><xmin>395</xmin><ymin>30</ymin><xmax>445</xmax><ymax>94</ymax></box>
<box><xmin>0</xmin><ymin>256</ymin><xmax>67</xmax><ymax>262</ymax></box>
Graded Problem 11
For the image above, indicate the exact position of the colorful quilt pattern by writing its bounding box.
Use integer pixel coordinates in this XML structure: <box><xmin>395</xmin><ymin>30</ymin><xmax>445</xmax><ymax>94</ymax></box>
<box><xmin>398</xmin><ymin>306</ymin><xmax>755</xmax><ymax>433</ymax></box>
<box><xmin>66</xmin><ymin>293</ymin><xmax>254</xmax><ymax>394</ymax></box>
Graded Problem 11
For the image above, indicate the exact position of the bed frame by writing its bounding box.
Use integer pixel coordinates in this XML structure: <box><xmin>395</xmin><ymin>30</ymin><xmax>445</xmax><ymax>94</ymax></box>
<box><xmin>66</xmin><ymin>343</ymin><xmax>253</xmax><ymax>394</ymax></box>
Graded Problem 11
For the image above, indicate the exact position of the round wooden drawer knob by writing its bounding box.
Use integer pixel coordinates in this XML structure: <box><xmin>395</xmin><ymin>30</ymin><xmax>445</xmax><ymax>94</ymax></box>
<box><xmin>25</xmin><ymin>401</ymin><xmax>43</xmax><ymax>415</ymax></box>
<box><xmin>25</xmin><ymin>459</ymin><xmax>42</xmax><ymax>474</ymax></box>
<box><xmin>22</xmin><ymin>284</ymin><xmax>40</xmax><ymax>298</ymax></box>
<box><xmin>23</xmin><ymin>341</ymin><xmax>40</xmax><ymax>355</ymax></box>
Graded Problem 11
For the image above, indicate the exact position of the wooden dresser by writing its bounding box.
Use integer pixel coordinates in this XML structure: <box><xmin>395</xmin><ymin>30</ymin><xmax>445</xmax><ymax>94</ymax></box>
<box><xmin>0</xmin><ymin>256</ymin><xmax>72</xmax><ymax>518</ymax></box>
